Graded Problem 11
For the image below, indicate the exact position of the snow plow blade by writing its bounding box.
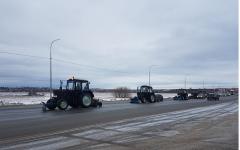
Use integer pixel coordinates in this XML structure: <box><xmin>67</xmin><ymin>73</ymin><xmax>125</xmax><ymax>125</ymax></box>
<box><xmin>130</xmin><ymin>96</ymin><xmax>141</xmax><ymax>104</ymax></box>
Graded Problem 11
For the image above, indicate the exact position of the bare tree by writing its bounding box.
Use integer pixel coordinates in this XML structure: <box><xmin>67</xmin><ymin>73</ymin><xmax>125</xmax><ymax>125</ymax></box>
<box><xmin>113</xmin><ymin>87</ymin><xmax>130</xmax><ymax>98</ymax></box>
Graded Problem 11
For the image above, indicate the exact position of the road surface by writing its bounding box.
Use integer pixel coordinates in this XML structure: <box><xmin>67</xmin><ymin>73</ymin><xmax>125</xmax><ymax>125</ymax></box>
<box><xmin>0</xmin><ymin>95</ymin><xmax>238</xmax><ymax>150</ymax></box>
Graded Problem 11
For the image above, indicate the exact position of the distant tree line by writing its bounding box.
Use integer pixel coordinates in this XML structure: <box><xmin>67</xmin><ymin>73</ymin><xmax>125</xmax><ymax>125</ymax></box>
<box><xmin>0</xmin><ymin>86</ymin><xmax>228</xmax><ymax>93</ymax></box>
<box><xmin>0</xmin><ymin>87</ymin><xmax>49</xmax><ymax>92</ymax></box>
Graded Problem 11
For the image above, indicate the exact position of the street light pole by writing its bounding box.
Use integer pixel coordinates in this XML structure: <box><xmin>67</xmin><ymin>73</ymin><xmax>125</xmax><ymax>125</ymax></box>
<box><xmin>184</xmin><ymin>74</ymin><xmax>189</xmax><ymax>89</ymax></box>
<box><xmin>50</xmin><ymin>39</ymin><xmax>60</xmax><ymax>99</ymax></box>
<box><xmin>148</xmin><ymin>69</ymin><xmax>151</xmax><ymax>86</ymax></box>
<box><xmin>148</xmin><ymin>65</ymin><xmax>158</xmax><ymax>86</ymax></box>
<box><xmin>203</xmin><ymin>80</ymin><xmax>205</xmax><ymax>89</ymax></box>
<box><xmin>184</xmin><ymin>76</ymin><xmax>187</xmax><ymax>89</ymax></box>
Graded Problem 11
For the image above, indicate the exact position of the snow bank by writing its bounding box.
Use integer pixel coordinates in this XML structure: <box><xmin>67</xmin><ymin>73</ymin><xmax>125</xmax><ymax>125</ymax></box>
<box><xmin>0</xmin><ymin>92</ymin><xmax>176</xmax><ymax>106</ymax></box>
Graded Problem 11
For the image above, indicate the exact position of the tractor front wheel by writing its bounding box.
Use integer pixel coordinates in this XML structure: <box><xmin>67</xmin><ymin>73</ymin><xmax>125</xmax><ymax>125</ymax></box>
<box><xmin>46</xmin><ymin>98</ymin><xmax>57</xmax><ymax>110</ymax></box>
<box><xmin>141</xmin><ymin>97</ymin><xmax>146</xmax><ymax>103</ymax></box>
<box><xmin>150</xmin><ymin>95</ymin><xmax>155</xmax><ymax>103</ymax></box>
<box><xmin>57</xmin><ymin>99</ymin><xmax>69</xmax><ymax>110</ymax></box>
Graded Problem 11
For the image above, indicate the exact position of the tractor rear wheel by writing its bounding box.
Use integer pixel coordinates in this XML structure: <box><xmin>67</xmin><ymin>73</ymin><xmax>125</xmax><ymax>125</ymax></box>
<box><xmin>57</xmin><ymin>99</ymin><xmax>69</xmax><ymax>110</ymax></box>
<box><xmin>81</xmin><ymin>94</ymin><xmax>93</xmax><ymax>108</ymax></box>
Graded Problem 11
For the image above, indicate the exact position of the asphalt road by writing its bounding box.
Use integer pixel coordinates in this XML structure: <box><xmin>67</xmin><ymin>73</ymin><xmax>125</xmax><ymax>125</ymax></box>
<box><xmin>0</xmin><ymin>95</ymin><xmax>238</xmax><ymax>149</ymax></box>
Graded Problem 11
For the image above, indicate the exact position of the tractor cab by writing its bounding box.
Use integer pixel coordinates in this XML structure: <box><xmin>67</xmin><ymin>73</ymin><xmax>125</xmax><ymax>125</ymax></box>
<box><xmin>137</xmin><ymin>85</ymin><xmax>153</xmax><ymax>93</ymax></box>
<box><xmin>43</xmin><ymin>78</ymin><xmax>102</xmax><ymax>111</ymax></box>
<box><xmin>61</xmin><ymin>79</ymin><xmax>90</xmax><ymax>91</ymax></box>
<box><xmin>134</xmin><ymin>85</ymin><xmax>163</xmax><ymax>103</ymax></box>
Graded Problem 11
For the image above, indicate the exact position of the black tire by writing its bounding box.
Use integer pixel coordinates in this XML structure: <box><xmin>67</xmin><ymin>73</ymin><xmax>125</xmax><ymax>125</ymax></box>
<box><xmin>150</xmin><ymin>95</ymin><xmax>155</xmax><ymax>103</ymax></box>
<box><xmin>46</xmin><ymin>99</ymin><xmax>57</xmax><ymax>110</ymax></box>
<box><xmin>140</xmin><ymin>97</ymin><xmax>146</xmax><ymax>103</ymax></box>
<box><xmin>57</xmin><ymin>99</ymin><xmax>69</xmax><ymax>110</ymax></box>
<box><xmin>81</xmin><ymin>94</ymin><xmax>93</xmax><ymax>108</ymax></box>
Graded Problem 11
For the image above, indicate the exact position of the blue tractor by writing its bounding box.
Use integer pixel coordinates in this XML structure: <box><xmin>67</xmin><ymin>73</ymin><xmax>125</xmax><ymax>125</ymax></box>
<box><xmin>42</xmin><ymin>78</ymin><xmax>102</xmax><ymax>111</ymax></box>
<box><xmin>130</xmin><ymin>85</ymin><xmax>163</xmax><ymax>104</ymax></box>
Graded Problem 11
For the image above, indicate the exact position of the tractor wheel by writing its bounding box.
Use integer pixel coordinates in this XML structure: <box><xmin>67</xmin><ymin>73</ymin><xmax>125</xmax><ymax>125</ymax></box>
<box><xmin>141</xmin><ymin>97</ymin><xmax>146</xmax><ymax>103</ymax></box>
<box><xmin>81</xmin><ymin>94</ymin><xmax>93</xmax><ymax>108</ymax></box>
<box><xmin>57</xmin><ymin>99</ymin><xmax>69</xmax><ymax>110</ymax></box>
<box><xmin>150</xmin><ymin>95</ymin><xmax>155</xmax><ymax>103</ymax></box>
<box><xmin>46</xmin><ymin>99</ymin><xmax>57</xmax><ymax>110</ymax></box>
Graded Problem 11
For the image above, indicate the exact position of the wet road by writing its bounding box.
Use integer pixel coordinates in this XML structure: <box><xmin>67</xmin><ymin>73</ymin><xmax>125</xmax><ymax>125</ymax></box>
<box><xmin>0</xmin><ymin>95</ymin><xmax>238</xmax><ymax>149</ymax></box>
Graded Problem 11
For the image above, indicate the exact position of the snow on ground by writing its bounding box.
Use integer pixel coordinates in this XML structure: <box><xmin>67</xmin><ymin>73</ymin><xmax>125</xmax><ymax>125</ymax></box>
<box><xmin>0</xmin><ymin>92</ymin><xmax>176</xmax><ymax>105</ymax></box>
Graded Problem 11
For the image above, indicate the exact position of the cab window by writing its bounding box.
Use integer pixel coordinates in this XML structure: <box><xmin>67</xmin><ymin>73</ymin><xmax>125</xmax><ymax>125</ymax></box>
<box><xmin>67</xmin><ymin>81</ymin><xmax>75</xmax><ymax>90</ymax></box>
<box><xmin>76</xmin><ymin>82</ymin><xmax>82</xmax><ymax>90</ymax></box>
<box><xmin>149</xmin><ymin>88</ymin><xmax>152</xmax><ymax>92</ymax></box>
<box><xmin>141</xmin><ymin>87</ymin><xmax>148</xmax><ymax>92</ymax></box>
<box><xmin>82</xmin><ymin>82</ymin><xmax>89</xmax><ymax>90</ymax></box>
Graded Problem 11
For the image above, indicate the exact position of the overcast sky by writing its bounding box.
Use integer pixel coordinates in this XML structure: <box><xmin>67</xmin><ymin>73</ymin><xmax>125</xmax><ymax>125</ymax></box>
<box><xmin>0</xmin><ymin>0</ymin><xmax>238</xmax><ymax>89</ymax></box>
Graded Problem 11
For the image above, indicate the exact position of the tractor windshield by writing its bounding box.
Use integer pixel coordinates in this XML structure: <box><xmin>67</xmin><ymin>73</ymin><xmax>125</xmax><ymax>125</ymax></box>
<box><xmin>67</xmin><ymin>81</ymin><xmax>75</xmax><ymax>90</ymax></box>
<box><xmin>141</xmin><ymin>87</ymin><xmax>149</xmax><ymax>92</ymax></box>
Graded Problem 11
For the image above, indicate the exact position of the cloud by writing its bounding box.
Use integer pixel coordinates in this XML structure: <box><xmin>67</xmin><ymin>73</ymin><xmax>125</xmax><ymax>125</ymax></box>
<box><xmin>0</xmin><ymin>0</ymin><xmax>238</xmax><ymax>88</ymax></box>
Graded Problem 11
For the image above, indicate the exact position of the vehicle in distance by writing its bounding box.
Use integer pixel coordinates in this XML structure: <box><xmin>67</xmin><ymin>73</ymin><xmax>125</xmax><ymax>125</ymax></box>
<box><xmin>196</xmin><ymin>93</ymin><xmax>207</xmax><ymax>99</ymax></box>
<box><xmin>173</xmin><ymin>89</ymin><xmax>188</xmax><ymax>100</ymax></box>
<box><xmin>42</xmin><ymin>78</ymin><xmax>102</xmax><ymax>111</ymax></box>
<box><xmin>131</xmin><ymin>85</ymin><xmax>163</xmax><ymax>103</ymax></box>
<box><xmin>207</xmin><ymin>93</ymin><xmax>220</xmax><ymax>101</ymax></box>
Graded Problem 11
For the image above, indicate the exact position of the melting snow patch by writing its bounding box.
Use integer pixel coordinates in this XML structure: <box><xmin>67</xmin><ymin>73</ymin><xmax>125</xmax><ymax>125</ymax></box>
<box><xmin>160</xmin><ymin>130</ymin><xmax>180</xmax><ymax>137</ymax></box>
<box><xmin>143</xmin><ymin>130</ymin><xmax>180</xmax><ymax>137</ymax></box>
<box><xmin>73</xmin><ymin>129</ymin><xmax>120</xmax><ymax>140</ymax></box>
